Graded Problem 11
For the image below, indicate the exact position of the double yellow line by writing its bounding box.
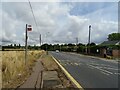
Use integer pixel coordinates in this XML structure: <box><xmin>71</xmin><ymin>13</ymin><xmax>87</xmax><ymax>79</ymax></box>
<box><xmin>51</xmin><ymin>55</ymin><xmax>84</xmax><ymax>90</ymax></box>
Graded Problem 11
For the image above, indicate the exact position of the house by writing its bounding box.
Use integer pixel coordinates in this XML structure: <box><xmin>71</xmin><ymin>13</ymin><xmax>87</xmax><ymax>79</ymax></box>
<box><xmin>101</xmin><ymin>40</ymin><xmax>120</xmax><ymax>45</ymax></box>
<box><xmin>100</xmin><ymin>40</ymin><xmax>120</xmax><ymax>58</ymax></box>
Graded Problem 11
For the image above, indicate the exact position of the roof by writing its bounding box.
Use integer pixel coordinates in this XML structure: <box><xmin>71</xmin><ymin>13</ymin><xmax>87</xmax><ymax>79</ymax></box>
<box><xmin>101</xmin><ymin>40</ymin><xmax>120</xmax><ymax>45</ymax></box>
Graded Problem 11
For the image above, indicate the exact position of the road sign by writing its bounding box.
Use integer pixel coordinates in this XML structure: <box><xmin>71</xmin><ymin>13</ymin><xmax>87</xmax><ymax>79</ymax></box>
<box><xmin>27</xmin><ymin>25</ymin><xmax>32</xmax><ymax>31</ymax></box>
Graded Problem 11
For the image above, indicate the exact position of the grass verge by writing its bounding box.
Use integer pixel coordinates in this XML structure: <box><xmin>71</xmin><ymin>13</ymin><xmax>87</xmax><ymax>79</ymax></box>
<box><xmin>2</xmin><ymin>50</ymin><xmax>44</xmax><ymax>88</ymax></box>
<box><xmin>40</xmin><ymin>53</ymin><xmax>74</xmax><ymax>88</ymax></box>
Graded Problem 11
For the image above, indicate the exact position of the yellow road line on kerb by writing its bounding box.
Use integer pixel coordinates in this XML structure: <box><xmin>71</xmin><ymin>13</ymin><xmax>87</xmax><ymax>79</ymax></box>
<box><xmin>51</xmin><ymin>55</ymin><xmax>84</xmax><ymax>89</ymax></box>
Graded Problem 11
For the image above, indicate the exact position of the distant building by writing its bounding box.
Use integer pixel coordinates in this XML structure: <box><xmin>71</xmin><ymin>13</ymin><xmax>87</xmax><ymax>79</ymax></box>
<box><xmin>101</xmin><ymin>40</ymin><xmax>120</xmax><ymax>45</ymax></box>
<box><xmin>100</xmin><ymin>40</ymin><xmax>120</xmax><ymax>58</ymax></box>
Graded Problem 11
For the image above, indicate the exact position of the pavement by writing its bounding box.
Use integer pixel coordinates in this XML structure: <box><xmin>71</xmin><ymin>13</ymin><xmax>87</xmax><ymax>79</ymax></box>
<box><xmin>16</xmin><ymin>58</ymin><xmax>63</xmax><ymax>89</ymax></box>
<box><xmin>17</xmin><ymin>60</ymin><xmax>44</xmax><ymax>89</ymax></box>
<box><xmin>50</xmin><ymin>51</ymin><xmax>119</xmax><ymax>89</ymax></box>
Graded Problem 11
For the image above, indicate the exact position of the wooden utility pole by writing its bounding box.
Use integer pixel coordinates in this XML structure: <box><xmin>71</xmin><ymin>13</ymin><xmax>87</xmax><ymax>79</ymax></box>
<box><xmin>25</xmin><ymin>24</ymin><xmax>28</xmax><ymax>65</ymax></box>
<box><xmin>76</xmin><ymin>37</ymin><xmax>78</xmax><ymax>52</ymax></box>
<box><xmin>88</xmin><ymin>25</ymin><xmax>91</xmax><ymax>54</ymax></box>
<box><xmin>25</xmin><ymin>24</ymin><xmax>32</xmax><ymax>65</ymax></box>
<box><xmin>76</xmin><ymin>37</ymin><xmax>78</xmax><ymax>45</ymax></box>
<box><xmin>40</xmin><ymin>34</ymin><xmax>41</xmax><ymax>49</ymax></box>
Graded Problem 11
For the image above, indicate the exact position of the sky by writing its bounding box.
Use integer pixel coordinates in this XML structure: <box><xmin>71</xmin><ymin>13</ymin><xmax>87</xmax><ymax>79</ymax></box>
<box><xmin>0</xmin><ymin>0</ymin><xmax>119</xmax><ymax>46</ymax></box>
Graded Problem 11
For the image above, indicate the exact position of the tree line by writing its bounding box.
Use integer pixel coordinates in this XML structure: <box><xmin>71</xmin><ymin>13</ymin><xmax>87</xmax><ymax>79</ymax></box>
<box><xmin>2</xmin><ymin>33</ymin><xmax>120</xmax><ymax>52</ymax></box>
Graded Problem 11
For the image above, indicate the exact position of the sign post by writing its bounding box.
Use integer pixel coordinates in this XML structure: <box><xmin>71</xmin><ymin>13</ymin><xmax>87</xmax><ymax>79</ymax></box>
<box><xmin>25</xmin><ymin>24</ymin><xmax>28</xmax><ymax>65</ymax></box>
<box><xmin>25</xmin><ymin>24</ymin><xmax>32</xmax><ymax>65</ymax></box>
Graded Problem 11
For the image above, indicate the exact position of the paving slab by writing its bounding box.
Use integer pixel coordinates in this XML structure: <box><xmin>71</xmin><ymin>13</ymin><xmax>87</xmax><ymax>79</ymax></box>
<box><xmin>17</xmin><ymin>60</ymin><xmax>44</xmax><ymax>89</ymax></box>
<box><xmin>42</xmin><ymin>71</ymin><xmax>61</xmax><ymax>88</ymax></box>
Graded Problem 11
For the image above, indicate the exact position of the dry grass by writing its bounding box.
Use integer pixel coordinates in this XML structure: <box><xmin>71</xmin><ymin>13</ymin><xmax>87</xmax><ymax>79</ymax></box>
<box><xmin>41</xmin><ymin>54</ymin><xmax>59</xmax><ymax>71</ymax></box>
<box><xmin>2</xmin><ymin>50</ymin><xmax>44</xmax><ymax>88</ymax></box>
<box><xmin>40</xmin><ymin>54</ymin><xmax>73</xmax><ymax>88</ymax></box>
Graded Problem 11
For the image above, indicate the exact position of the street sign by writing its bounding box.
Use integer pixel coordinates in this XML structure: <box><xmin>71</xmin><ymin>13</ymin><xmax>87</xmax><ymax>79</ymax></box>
<box><xmin>27</xmin><ymin>25</ymin><xmax>32</xmax><ymax>31</ymax></box>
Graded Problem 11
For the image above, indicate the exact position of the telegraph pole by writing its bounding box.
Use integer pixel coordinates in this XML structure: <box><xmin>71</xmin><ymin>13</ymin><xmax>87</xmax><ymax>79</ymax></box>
<box><xmin>25</xmin><ymin>24</ymin><xmax>32</xmax><ymax>65</ymax></box>
<box><xmin>45</xmin><ymin>32</ymin><xmax>49</xmax><ymax>55</ymax></box>
<box><xmin>76</xmin><ymin>37</ymin><xmax>78</xmax><ymax>52</ymax></box>
<box><xmin>88</xmin><ymin>25</ymin><xmax>91</xmax><ymax>54</ymax></box>
<box><xmin>76</xmin><ymin>37</ymin><xmax>78</xmax><ymax>45</ymax></box>
<box><xmin>59</xmin><ymin>43</ymin><xmax>61</xmax><ymax>52</ymax></box>
<box><xmin>39</xmin><ymin>34</ymin><xmax>41</xmax><ymax>49</ymax></box>
<box><xmin>25</xmin><ymin>24</ymin><xmax>28</xmax><ymax>65</ymax></box>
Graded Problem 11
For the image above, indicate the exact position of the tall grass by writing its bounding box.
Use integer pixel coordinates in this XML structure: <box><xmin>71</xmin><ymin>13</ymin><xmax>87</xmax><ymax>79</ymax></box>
<box><xmin>2</xmin><ymin>50</ymin><xmax>44</xmax><ymax>88</ymax></box>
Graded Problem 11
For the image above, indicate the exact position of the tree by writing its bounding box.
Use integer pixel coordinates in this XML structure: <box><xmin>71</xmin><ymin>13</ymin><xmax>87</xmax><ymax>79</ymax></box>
<box><xmin>41</xmin><ymin>44</ymin><xmax>49</xmax><ymax>51</ymax></box>
<box><xmin>87</xmin><ymin>42</ymin><xmax>96</xmax><ymax>46</ymax></box>
<box><xmin>108</xmin><ymin>33</ymin><xmax>120</xmax><ymax>41</ymax></box>
<box><xmin>18</xmin><ymin>44</ymin><xmax>21</xmax><ymax>48</ymax></box>
<box><xmin>14</xmin><ymin>44</ymin><xmax>16</xmax><ymax>47</ymax></box>
<box><xmin>90</xmin><ymin>42</ymin><xmax>96</xmax><ymax>46</ymax></box>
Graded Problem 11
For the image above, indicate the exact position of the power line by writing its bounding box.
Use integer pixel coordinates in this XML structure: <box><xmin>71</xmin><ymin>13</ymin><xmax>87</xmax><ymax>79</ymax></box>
<box><xmin>28</xmin><ymin>0</ymin><xmax>38</xmax><ymax>30</ymax></box>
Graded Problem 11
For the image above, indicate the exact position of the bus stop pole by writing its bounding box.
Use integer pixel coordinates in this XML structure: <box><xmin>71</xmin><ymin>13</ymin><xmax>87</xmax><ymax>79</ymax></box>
<box><xmin>25</xmin><ymin>24</ymin><xmax>28</xmax><ymax>65</ymax></box>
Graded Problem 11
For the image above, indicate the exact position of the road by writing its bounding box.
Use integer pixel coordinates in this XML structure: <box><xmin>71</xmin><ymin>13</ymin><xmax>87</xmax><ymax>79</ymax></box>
<box><xmin>50</xmin><ymin>51</ymin><xmax>119</xmax><ymax>89</ymax></box>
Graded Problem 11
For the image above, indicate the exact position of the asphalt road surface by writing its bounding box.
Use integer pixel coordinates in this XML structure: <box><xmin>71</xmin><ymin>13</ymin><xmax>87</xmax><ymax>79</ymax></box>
<box><xmin>50</xmin><ymin>51</ymin><xmax>119</xmax><ymax>89</ymax></box>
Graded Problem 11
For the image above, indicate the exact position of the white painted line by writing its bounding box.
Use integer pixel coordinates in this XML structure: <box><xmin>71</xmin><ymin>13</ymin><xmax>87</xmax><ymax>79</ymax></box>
<box><xmin>97</xmin><ymin>68</ymin><xmax>113</xmax><ymax>75</ymax></box>
<box><xmin>88</xmin><ymin>66</ymin><xmax>94</xmax><ymax>69</ymax></box>
<box><xmin>88</xmin><ymin>64</ymin><xmax>113</xmax><ymax>75</ymax></box>
<box><xmin>89</xmin><ymin>64</ymin><xmax>118</xmax><ymax>71</ymax></box>
<box><xmin>114</xmin><ymin>73</ymin><xmax>120</xmax><ymax>75</ymax></box>
<box><xmin>101</xmin><ymin>71</ymin><xmax>110</xmax><ymax>76</ymax></box>
<box><xmin>70</xmin><ymin>62</ymin><xmax>73</xmax><ymax>65</ymax></box>
<box><xmin>100</xmin><ymin>67</ymin><xmax>118</xmax><ymax>71</ymax></box>
<box><xmin>90</xmin><ymin>63</ymin><xmax>100</xmax><ymax>66</ymax></box>
<box><xmin>74</xmin><ymin>63</ymin><xmax>79</xmax><ymax>66</ymax></box>
<box><xmin>100</xmin><ymin>64</ymin><xmax>112</xmax><ymax>67</ymax></box>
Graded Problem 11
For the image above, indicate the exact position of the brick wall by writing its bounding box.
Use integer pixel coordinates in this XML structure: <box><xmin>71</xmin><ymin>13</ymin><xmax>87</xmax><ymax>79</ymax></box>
<box><xmin>112</xmin><ymin>50</ymin><xmax>120</xmax><ymax>58</ymax></box>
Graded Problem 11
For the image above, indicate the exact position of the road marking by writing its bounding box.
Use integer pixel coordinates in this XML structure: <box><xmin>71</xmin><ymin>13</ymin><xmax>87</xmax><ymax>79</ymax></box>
<box><xmin>101</xmin><ymin>71</ymin><xmax>110</xmax><ymax>75</ymax></box>
<box><xmin>89</xmin><ymin>63</ymin><xmax>118</xmax><ymax>71</ymax></box>
<box><xmin>70</xmin><ymin>62</ymin><xmax>73</xmax><ymax>65</ymax></box>
<box><xmin>96</xmin><ymin>67</ymin><xmax>113</xmax><ymax>75</ymax></box>
<box><xmin>98</xmin><ymin>67</ymin><xmax>118</xmax><ymax>71</ymax></box>
<box><xmin>74</xmin><ymin>63</ymin><xmax>79</xmax><ymax>66</ymax></box>
<box><xmin>88</xmin><ymin>66</ymin><xmax>94</xmax><ymax>69</ymax></box>
<box><xmin>105</xmin><ymin>67</ymin><xmax>118</xmax><ymax>71</ymax></box>
<box><xmin>114</xmin><ymin>73</ymin><xmax>120</xmax><ymax>75</ymax></box>
<box><xmin>51</xmin><ymin>55</ymin><xmax>83</xmax><ymax>89</ymax></box>
<box><xmin>90</xmin><ymin>63</ymin><xmax>100</xmax><ymax>66</ymax></box>
<box><xmin>88</xmin><ymin>64</ymin><xmax>113</xmax><ymax>75</ymax></box>
<box><xmin>100</xmin><ymin>64</ymin><xmax>111</xmax><ymax>67</ymax></box>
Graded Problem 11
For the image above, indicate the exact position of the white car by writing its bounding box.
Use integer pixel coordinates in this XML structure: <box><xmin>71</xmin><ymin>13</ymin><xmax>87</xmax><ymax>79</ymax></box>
<box><xmin>56</xmin><ymin>50</ymin><xmax>59</xmax><ymax>53</ymax></box>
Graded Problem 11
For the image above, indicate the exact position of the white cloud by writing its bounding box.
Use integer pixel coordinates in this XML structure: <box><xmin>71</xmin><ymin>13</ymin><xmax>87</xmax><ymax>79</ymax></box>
<box><xmin>2</xmin><ymin>0</ymin><xmax>119</xmax><ymax>2</ymax></box>
<box><xmin>1</xmin><ymin>2</ymin><xmax>118</xmax><ymax>45</ymax></box>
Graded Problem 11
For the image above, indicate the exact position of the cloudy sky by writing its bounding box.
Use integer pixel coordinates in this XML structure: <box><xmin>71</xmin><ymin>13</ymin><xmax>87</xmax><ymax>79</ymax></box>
<box><xmin>1</xmin><ymin>0</ymin><xmax>119</xmax><ymax>46</ymax></box>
